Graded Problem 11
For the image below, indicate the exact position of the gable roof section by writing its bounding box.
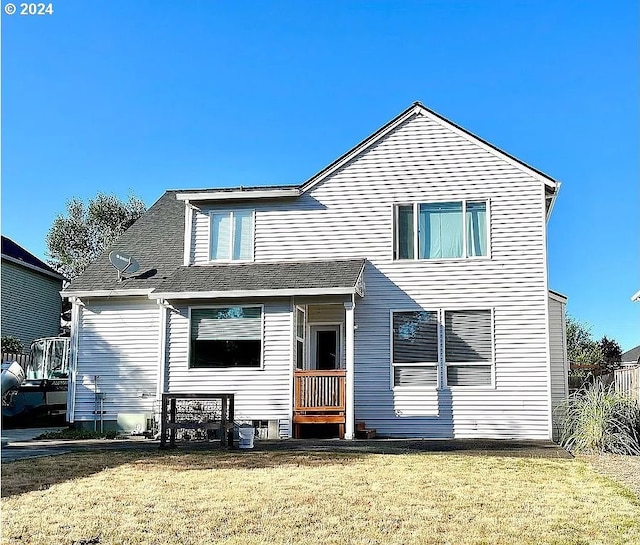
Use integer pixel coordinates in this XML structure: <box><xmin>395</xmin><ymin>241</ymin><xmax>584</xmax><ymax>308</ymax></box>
<box><xmin>168</xmin><ymin>102</ymin><xmax>560</xmax><ymax>205</ymax></box>
<box><xmin>150</xmin><ymin>259</ymin><xmax>366</xmax><ymax>299</ymax></box>
<box><xmin>64</xmin><ymin>191</ymin><xmax>185</xmax><ymax>294</ymax></box>
<box><xmin>1</xmin><ymin>236</ymin><xmax>64</xmax><ymax>280</ymax></box>
<box><xmin>299</xmin><ymin>102</ymin><xmax>560</xmax><ymax>194</ymax></box>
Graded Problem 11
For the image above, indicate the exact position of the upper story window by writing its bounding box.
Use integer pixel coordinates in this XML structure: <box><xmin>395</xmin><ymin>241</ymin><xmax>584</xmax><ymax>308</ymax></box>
<box><xmin>394</xmin><ymin>200</ymin><xmax>489</xmax><ymax>260</ymax></box>
<box><xmin>210</xmin><ymin>210</ymin><xmax>254</xmax><ymax>261</ymax></box>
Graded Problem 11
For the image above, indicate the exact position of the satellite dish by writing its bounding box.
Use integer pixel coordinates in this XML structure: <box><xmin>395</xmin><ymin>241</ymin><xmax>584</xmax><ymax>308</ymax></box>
<box><xmin>109</xmin><ymin>251</ymin><xmax>140</xmax><ymax>282</ymax></box>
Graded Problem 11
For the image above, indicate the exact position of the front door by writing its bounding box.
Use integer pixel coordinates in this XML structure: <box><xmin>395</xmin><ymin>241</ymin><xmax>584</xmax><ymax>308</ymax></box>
<box><xmin>309</xmin><ymin>325</ymin><xmax>341</xmax><ymax>370</ymax></box>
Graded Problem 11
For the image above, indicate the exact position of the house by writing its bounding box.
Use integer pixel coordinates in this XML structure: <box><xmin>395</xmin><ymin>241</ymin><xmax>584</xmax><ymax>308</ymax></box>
<box><xmin>621</xmin><ymin>346</ymin><xmax>640</xmax><ymax>366</ymax></box>
<box><xmin>1</xmin><ymin>236</ymin><xmax>65</xmax><ymax>350</ymax></box>
<box><xmin>63</xmin><ymin>102</ymin><xmax>568</xmax><ymax>440</ymax></box>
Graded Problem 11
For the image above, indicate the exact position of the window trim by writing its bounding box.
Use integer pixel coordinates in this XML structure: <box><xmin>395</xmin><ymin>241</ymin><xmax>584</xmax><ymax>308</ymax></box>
<box><xmin>390</xmin><ymin>307</ymin><xmax>496</xmax><ymax>390</ymax></box>
<box><xmin>389</xmin><ymin>308</ymin><xmax>440</xmax><ymax>390</ymax></box>
<box><xmin>393</xmin><ymin>199</ymin><xmax>491</xmax><ymax>261</ymax></box>
<box><xmin>208</xmin><ymin>209</ymin><xmax>255</xmax><ymax>263</ymax></box>
<box><xmin>187</xmin><ymin>304</ymin><xmax>265</xmax><ymax>370</ymax></box>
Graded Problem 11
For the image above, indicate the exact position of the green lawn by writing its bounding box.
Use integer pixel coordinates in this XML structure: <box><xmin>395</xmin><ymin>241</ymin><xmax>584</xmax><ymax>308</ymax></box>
<box><xmin>2</xmin><ymin>449</ymin><xmax>639</xmax><ymax>545</ymax></box>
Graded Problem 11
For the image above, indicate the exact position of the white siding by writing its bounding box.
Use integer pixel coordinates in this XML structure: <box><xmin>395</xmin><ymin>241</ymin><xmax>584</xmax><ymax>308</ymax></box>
<box><xmin>184</xmin><ymin>112</ymin><xmax>553</xmax><ymax>439</ymax></box>
<box><xmin>165</xmin><ymin>299</ymin><xmax>292</xmax><ymax>426</ymax></box>
<box><xmin>549</xmin><ymin>294</ymin><xmax>568</xmax><ymax>440</ymax></box>
<box><xmin>73</xmin><ymin>299</ymin><xmax>159</xmax><ymax>423</ymax></box>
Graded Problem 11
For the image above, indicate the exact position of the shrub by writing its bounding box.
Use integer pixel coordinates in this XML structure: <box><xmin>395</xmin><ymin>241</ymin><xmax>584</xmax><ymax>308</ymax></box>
<box><xmin>1</xmin><ymin>336</ymin><xmax>24</xmax><ymax>354</ymax></box>
<box><xmin>559</xmin><ymin>381</ymin><xmax>640</xmax><ymax>455</ymax></box>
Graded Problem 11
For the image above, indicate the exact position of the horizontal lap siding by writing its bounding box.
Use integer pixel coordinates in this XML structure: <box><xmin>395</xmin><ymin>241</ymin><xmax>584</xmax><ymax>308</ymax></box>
<box><xmin>186</xmin><ymin>113</ymin><xmax>552</xmax><ymax>439</ymax></box>
<box><xmin>1</xmin><ymin>261</ymin><xmax>62</xmax><ymax>347</ymax></box>
<box><xmin>74</xmin><ymin>299</ymin><xmax>159</xmax><ymax>422</ymax></box>
<box><xmin>549</xmin><ymin>295</ymin><xmax>568</xmax><ymax>439</ymax></box>
<box><xmin>166</xmin><ymin>300</ymin><xmax>292</xmax><ymax>423</ymax></box>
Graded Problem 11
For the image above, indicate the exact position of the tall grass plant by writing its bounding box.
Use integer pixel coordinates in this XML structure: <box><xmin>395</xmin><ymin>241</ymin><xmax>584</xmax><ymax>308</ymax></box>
<box><xmin>560</xmin><ymin>381</ymin><xmax>640</xmax><ymax>455</ymax></box>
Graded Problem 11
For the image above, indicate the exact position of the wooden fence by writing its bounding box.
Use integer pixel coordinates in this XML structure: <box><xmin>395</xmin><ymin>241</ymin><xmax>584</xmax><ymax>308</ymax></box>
<box><xmin>614</xmin><ymin>366</ymin><xmax>640</xmax><ymax>402</ymax></box>
<box><xmin>1</xmin><ymin>351</ymin><xmax>31</xmax><ymax>368</ymax></box>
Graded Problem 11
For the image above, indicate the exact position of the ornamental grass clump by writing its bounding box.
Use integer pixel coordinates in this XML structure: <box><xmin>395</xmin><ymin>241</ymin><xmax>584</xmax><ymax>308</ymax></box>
<box><xmin>560</xmin><ymin>381</ymin><xmax>640</xmax><ymax>455</ymax></box>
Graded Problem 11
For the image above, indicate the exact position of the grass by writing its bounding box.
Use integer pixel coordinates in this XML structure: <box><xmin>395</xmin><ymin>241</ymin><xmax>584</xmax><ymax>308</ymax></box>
<box><xmin>2</xmin><ymin>449</ymin><xmax>639</xmax><ymax>545</ymax></box>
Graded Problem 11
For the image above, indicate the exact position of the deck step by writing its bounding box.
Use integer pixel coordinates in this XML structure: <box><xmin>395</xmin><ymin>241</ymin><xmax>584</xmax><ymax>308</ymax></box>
<box><xmin>356</xmin><ymin>421</ymin><xmax>367</xmax><ymax>431</ymax></box>
<box><xmin>355</xmin><ymin>428</ymin><xmax>376</xmax><ymax>439</ymax></box>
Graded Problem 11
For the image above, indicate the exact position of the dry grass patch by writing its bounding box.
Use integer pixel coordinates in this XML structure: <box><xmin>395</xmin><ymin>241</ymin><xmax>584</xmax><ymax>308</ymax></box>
<box><xmin>2</xmin><ymin>450</ymin><xmax>639</xmax><ymax>545</ymax></box>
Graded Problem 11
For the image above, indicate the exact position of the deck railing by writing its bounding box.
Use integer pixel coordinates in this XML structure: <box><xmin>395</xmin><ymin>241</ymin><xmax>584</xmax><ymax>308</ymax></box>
<box><xmin>293</xmin><ymin>369</ymin><xmax>346</xmax><ymax>438</ymax></box>
<box><xmin>294</xmin><ymin>369</ymin><xmax>346</xmax><ymax>413</ymax></box>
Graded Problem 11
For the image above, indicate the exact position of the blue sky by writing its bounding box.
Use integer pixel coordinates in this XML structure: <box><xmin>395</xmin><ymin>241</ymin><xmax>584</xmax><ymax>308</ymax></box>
<box><xmin>2</xmin><ymin>1</ymin><xmax>638</xmax><ymax>349</ymax></box>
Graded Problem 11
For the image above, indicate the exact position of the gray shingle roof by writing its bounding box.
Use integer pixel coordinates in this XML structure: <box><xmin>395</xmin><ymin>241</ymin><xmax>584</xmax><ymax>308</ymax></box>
<box><xmin>65</xmin><ymin>191</ymin><xmax>185</xmax><ymax>292</ymax></box>
<box><xmin>622</xmin><ymin>345</ymin><xmax>640</xmax><ymax>364</ymax></box>
<box><xmin>1</xmin><ymin>236</ymin><xmax>62</xmax><ymax>277</ymax></box>
<box><xmin>152</xmin><ymin>259</ymin><xmax>366</xmax><ymax>296</ymax></box>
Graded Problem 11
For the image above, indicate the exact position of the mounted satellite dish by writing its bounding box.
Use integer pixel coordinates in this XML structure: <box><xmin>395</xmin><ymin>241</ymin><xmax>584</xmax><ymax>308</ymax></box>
<box><xmin>109</xmin><ymin>251</ymin><xmax>140</xmax><ymax>282</ymax></box>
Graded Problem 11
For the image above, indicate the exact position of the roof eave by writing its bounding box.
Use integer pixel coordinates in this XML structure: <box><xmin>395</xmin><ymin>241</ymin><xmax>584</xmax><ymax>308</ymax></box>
<box><xmin>62</xmin><ymin>288</ymin><xmax>155</xmax><ymax>298</ymax></box>
<box><xmin>176</xmin><ymin>188</ymin><xmax>300</xmax><ymax>202</ymax></box>
<box><xmin>149</xmin><ymin>286</ymin><xmax>359</xmax><ymax>300</ymax></box>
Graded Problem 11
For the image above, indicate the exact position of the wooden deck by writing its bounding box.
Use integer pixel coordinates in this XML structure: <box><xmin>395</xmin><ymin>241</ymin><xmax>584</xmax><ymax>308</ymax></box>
<box><xmin>293</xmin><ymin>370</ymin><xmax>346</xmax><ymax>438</ymax></box>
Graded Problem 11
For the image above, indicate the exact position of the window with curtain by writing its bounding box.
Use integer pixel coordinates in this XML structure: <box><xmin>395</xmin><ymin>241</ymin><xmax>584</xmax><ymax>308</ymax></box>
<box><xmin>190</xmin><ymin>306</ymin><xmax>262</xmax><ymax>368</ymax></box>
<box><xmin>394</xmin><ymin>201</ymin><xmax>488</xmax><ymax>260</ymax></box>
<box><xmin>210</xmin><ymin>210</ymin><xmax>254</xmax><ymax>261</ymax></box>
<box><xmin>391</xmin><ymin>311</ymin><xmax>439</xmax><ymax>387</ymax></box>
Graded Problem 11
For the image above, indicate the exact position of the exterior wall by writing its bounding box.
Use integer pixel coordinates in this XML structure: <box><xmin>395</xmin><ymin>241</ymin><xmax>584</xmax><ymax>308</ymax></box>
<box><xmin>549</xmin><ymin>293</ymin><xmax>568</xmax><ymax>440</ymax></box>
<box><xmin>185</xmin><ymin>112</ymin><xmax>552</xmax><ymax>439</ymax></box>
<box><xmin>164</xmin><ymin>298</ymin><xmax>292</xmax><ymax>435</ymax></box>
<box><xmin>72</xmin><ymin>298</ymin><xmax>159</xmax><ymax>426</ymax></box>
<box><xmin>1</xmin><ymin>260</ymin><xmax>62</xmax><ymax>348</ymax></box>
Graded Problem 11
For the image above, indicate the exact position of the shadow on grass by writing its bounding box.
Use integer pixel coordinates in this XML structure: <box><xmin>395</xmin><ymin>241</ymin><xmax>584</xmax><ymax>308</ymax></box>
<box><xmin>1</xmin><ymin>439</ymin><xmax>571</xmax><ymax>498</ymax></box>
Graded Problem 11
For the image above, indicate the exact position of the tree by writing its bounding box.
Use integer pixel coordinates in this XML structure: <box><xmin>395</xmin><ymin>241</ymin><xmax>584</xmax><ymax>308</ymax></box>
<box><xmin>599</xmin><ymin>336</ymin><xmax>622</xmax><ymax>373</ymax></box>
<box><xmin>566</xmin><ymin>316</ymin><xmax>603</xmax><ymax>369</ymax></box>
<box><xmin>1</xmin><ymin>336</ymin><xmax>24</xmax><ymax>354</ymax></box>
<box><xmin>46</xmin><ymin>193</ymin><xmax>146</xmax><ymax>279</ymax></box>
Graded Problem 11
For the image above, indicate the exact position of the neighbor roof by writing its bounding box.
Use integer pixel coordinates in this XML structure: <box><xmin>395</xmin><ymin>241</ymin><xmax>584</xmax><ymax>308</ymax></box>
<box><xmin>1</xmin><ymin>236</ymin><xmax>64</xmax><ymax>280</ymax></box>
<box><xmin>150</xmin><ymin>259</ymin><xmax>366</xmax><ymax>299</ymax></box>
<box><xmin>621</xmin><ymin>345</ymin><xmax>640</xmax><ymax>364</ymax></box>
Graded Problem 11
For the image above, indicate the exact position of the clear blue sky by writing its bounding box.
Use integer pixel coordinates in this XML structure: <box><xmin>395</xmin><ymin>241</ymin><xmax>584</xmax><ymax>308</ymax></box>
<box><xmin>2</xmin><ymin>1</ymin><xmax>638</xmax><ymax>350</ymax></box>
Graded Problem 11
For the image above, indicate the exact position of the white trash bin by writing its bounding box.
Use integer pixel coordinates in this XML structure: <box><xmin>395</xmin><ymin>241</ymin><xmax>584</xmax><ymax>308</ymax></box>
<box><xmin>238</xmin><ymin>425</ymin><xmax>255</xmax><ymax>449</ymax></box>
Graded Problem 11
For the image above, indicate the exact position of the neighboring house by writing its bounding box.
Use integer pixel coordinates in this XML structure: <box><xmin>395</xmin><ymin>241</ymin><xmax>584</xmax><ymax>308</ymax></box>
<box><xmin>1</xmin><ymin>236</ymin><xmax>65</xmax><ymax>349</ymax></box>
<box><xmin>621</xmin><ymin>345</ymin><xmax>640</xmax><ymax>366</ymax></box>
<box><xmin>63</xmin><ymin>102</ymin><xmax>568</xmax><ymax>440</ymax></box>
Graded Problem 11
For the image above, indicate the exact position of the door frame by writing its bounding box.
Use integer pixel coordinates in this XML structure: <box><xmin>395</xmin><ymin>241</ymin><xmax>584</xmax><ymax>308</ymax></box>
<box><xmin>307</xmin><ymin>322</ymin><xmax>343</xmax><ymax>370</ymax></box>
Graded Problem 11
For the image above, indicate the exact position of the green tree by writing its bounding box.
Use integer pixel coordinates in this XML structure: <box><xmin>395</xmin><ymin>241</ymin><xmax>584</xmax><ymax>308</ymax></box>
<box><xmin>566</xmin><ymin>316</ymin><xmax>603</xmax><ymax>368</ymax></box>
<box><xmin>46</xmin><ymin>193</ymin><xmax>146</xmax><ymax>279</ymax></box>
<box><xmin>599</xmin><ymin>336</ymin><xmax>622</xmax><ymax>373</ymax></box>
<box><xmin>1</xmin><ymin>336</ymin><xmax>24</xmax><ymax>354</ymax></box>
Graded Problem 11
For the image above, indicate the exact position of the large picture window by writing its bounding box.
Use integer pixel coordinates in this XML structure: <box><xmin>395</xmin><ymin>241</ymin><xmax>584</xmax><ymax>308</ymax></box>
<box><xmin>394</xmin><ymin>200</ymin><xmax>488</xmax><ymax>260</ymax></box>
<box><xmin>210</xmin><ymin>210</ymin><xmax>254</xmax><ymax>261</ymax></box>
<box><xmin>190</xmin><ymin>306</ymin><xmax>262</xmax><ymax>368</ymax></box>
<box><xmin>391</xmin><ymin>309</ymin><xmax>493</xmax><ymax>388</ymax></box>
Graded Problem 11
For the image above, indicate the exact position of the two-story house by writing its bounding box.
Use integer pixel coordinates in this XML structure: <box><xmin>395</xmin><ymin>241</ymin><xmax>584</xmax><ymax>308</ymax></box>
<box><xmin>63</xmin><ymin>102</ymin><xmax>568</xmax><ymax>440</ymax></box>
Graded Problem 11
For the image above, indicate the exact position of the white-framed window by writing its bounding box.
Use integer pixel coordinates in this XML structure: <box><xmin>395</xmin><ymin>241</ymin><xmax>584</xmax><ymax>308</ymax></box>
<box><xmin>391</xmin><ymin>308</ymin><xmax>494</xmax><ymax>388</ymax></box>
<box><xmin>209</xmin><ymin>209</ymin><xmax>254</xmax><ymax>261</ymax></box>
<box><xmin>394</xmin><ymin>200</ymin><xmax>489</xmax><ymax>260</ymax></box>
<box><xmin>189</xmin><ymin>305</ymin><xmax>263</xmax><ymax>368</ymax></box>
<box><xmin>444</xmin><ymin>309</ymin><xmax>493</xmax><ymax>387</ymax></box>
<box><xmin>391</xmin><ymin>310</ymin><xmax>439</xmax><ymax>388</ymax></box>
